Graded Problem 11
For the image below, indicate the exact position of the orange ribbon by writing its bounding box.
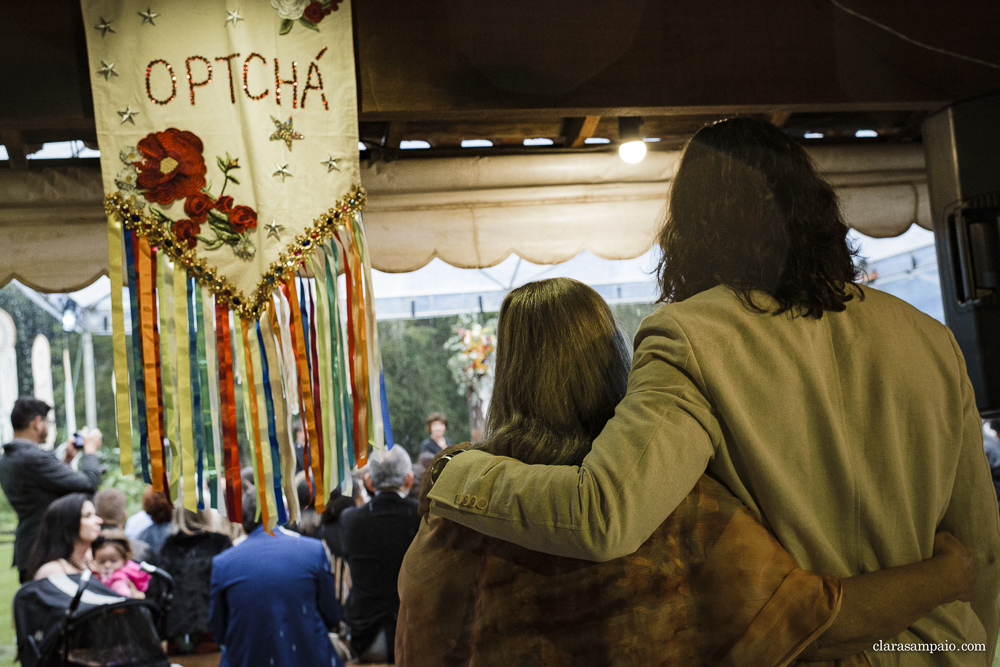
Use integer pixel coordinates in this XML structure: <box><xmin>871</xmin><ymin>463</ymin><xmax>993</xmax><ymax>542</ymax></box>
<box><xmin>284</xmin><ymin>279</ymin><xmax>325</xmax><ymax>506</ymax></box>
<box><xmin>136</xmin><ymin>235</ymin><xmax>164</xmax><ymax>491</ymax></box>
<box><xmin>215</xmin><ymin>302</ymin><xmax>240</xmax><ymax>521</ymax></box>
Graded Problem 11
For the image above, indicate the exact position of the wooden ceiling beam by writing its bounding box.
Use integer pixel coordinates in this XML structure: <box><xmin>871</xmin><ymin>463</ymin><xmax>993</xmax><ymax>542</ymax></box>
<box><xmin>562</xmin><ymin>116</ymin><xmax>602</xmax><ymax>148</ymax></box>
<box><xmin>1</xmin><ymin>129</ymin><xmax>28</xmax><ymax>170</ymax></box>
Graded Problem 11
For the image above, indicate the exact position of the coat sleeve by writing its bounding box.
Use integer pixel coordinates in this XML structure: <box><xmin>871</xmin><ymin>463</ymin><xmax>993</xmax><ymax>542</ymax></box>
<box><xmin>428</xmin><ymin>315</ymin><xmax>721</xmax><ymax>561</ymax></box>
<box><xmin>33</xmin><ymin>451</ymin><xmax>102</xmax><ymax>495</ymax></box>
<box><xmin>938</xmin><ymin>334</ymin><xmax>1000</xmax><ymax>663</ymax></box>
<box><xmin>316</xmin><ymin>546</ymin><xmax>341</xmax><ymax>629</ymax></box>
<box><xmin>208</xmin><ymin>559</ymin><xmax>228</xmax><ymax>644</ymax></box>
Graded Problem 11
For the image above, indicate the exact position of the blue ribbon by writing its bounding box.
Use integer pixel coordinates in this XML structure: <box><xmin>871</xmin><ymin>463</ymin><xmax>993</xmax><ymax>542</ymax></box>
<box><xmin>193</xmin><ymin>285</ymin><xmax>217</xmax><ymax>510</ymax></box>
<box><xmin>187</xmin><ymin>278</ymin><xmax>206</xmax><ymax>510</ymax></box>
<box><xmin>123</xmin><ymin>230</ymin><xmax>150</xmax><ymax>483</ymax></box>
<box><xmin>379</xmin><ymin>371</ymin><xmax>394</xmax><ymax>448</ymax></box>
<box><xmin>256</xmin><ymin>322</ymin><xmax>288</xmax><ymax>524</ymax></box>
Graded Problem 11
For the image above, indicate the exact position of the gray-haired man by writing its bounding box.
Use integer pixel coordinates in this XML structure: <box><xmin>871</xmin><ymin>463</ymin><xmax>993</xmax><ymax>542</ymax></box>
<box><xmin>336</xmin><ymin>446</ymin><xmax>419</xmax><ymax>664</ymax></box>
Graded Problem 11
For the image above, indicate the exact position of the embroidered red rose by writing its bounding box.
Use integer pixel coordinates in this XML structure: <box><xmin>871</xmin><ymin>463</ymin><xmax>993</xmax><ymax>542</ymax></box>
<box><xmin>304</xmin><ymin>1</ymin><xmax>323</xmax><ymax>22</ymax></box>
<box><xmin>214</xmin><ymin>195</ymin><xmax>234</xmax><ymax>214</ymax></box>
<box><xmin>229</xmin><ymin>205</ymin><xmax>258</xmax><ymax>233</ymax></box>
<box><xmin>134</xmin><ymin>129</ymin><xmax>207</xmax><ymax>205</ymax></box>
<box><xmin>183</xmin><ymin>192</ymin><xmax>214</xmax><ymax>223</ymax></box>
<box><xmin>329</xmin><ymin>0</ymin><xmax>341</xmax><ymax>11</ymax></box>
<box><xmin>172</xmin><ymin>219</ymin><xmax>201</xmax><ymax>249</ymax></box>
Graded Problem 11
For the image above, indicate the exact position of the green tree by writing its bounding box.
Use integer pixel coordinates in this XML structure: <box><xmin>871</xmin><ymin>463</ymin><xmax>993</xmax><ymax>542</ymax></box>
<box><xmin>378</xmin><ymin>316</ymin><xmax>475</xmax><ymax>461</ymax></box>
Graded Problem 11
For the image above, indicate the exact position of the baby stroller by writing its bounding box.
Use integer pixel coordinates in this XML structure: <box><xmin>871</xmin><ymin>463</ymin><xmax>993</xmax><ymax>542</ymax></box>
<box><xmin>13</xmin><ymin>564</ymin><xmax>174</xmax><ymax>667</ymax></box>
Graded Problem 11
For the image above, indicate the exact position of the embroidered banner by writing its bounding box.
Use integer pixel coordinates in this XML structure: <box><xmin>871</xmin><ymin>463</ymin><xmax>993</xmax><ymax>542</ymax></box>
<box><xmin>82</xmin><ymin>0</ymin><xmax>387</xmax><ymax>527</ymax></box>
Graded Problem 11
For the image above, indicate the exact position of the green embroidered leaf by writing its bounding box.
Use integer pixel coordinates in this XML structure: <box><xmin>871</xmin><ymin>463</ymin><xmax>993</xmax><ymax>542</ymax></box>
<box><xmin>202</xmin><ymin>238</ymin><xmax>225</xmax><ymax>252</ymax></box>
<box><xmin>279</xmin><ymin>18</ymin><xmax>293</xmax><ymax>35</ymax></box>
<box><xmin>216</xmin><ymin>156</ymin><xmax>227</xmax><ymax>173</ymax></box>
<box><xmin>207</xmin><ymin>209</ymin><xmax>228</xmax><ymax>224</ymax></box>
<box><xmin>299</xmin><ymin>18</ymin><xmax>320</xmax><ymax>31</ymax></box>
<box><xmin>195</xmin><ymin>234</ymin><xmax>214</xmax><ymax>244</ymax></box>
<box><xmin>150</xmin><ymin>208</ymin><xmax>173</xmax><ymax>223</ymax></box>
<box><xmin>227</xmin><ymin>175</ymin><xmax>240</xmax><ymax>185</ymax></box>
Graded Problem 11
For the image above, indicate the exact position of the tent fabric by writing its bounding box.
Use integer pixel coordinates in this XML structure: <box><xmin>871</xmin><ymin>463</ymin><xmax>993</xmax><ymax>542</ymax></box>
<box><xmin>0</xmin><ymin>145</ymin><xmax>931</xmax><ymax>291</ymax></box>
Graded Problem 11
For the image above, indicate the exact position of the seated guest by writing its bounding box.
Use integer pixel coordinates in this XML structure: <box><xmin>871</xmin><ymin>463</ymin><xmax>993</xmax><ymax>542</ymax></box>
<box><xmin>398</xmin><ymin>278</ymin><xmax>978</xmax><ymax>666</ymax></box>
<box><xmin>154</xmin><ymin>505</ymin><xmax>232</xmax><ymax>655</ymax></box>
<box><xmin>285</xmin><ymin>474</ymin><xmax>320</xmax><ymax>538</ymax></box>
<box><xmin>317</xmin><ymin>484</ymin><xmax>362</xmax><ymax>558</ymax></box>
<box><xmin>94</xmin><ymin>488</ymin><xmax>151</xmax><ymax>563</ymax></box>
<box><xmin>91</xmin><ymin>529</ymin><xmax>151</xmax><ymax>598</ymax></box>
<box><xmin>339</xmin><ymin>446</ymin><xmax>419</xmax><ymax>663</ymax></box>
<box><xmin>136</xmin><ymin>487</ymin><xmax>173</xmax><ymax>554</ymax></box>
<box><xmin>26</xmin><ymin>493</ymin><xmax>103</xmax><ymax>580</ymax></box>
<box><xmin>210</xmin><ymin>489</ymin><xmax>344</xmax><ymax>667</ymax></box>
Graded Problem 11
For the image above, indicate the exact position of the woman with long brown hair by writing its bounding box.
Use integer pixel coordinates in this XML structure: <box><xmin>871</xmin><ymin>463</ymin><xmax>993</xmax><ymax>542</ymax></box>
<box><xmin>397</xmin><ymin>278</ymin><xmax>975</xmax><ymax>666</ymax></box>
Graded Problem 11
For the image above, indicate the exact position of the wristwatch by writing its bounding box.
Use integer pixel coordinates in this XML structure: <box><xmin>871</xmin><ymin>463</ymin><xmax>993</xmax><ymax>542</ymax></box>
<box><xmin>429</xmin><ymin>448</ymin><xmax>466</xmax><ymax>485</ymax></box>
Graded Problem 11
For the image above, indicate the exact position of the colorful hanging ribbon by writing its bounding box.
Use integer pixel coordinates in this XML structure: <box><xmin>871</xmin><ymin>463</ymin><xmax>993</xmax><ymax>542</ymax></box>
<box><xmin>107</xmin><ymin>217</ymin><xmax>133</xmax><ymax>474</ymax></box>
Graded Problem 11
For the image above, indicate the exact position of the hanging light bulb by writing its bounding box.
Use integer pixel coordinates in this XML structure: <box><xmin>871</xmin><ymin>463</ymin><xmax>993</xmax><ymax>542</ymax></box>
<box><xmin>618</xmin><ymin>117</ymin><xmax>646</xmax><ymax>164</ymax></box>
<box><xmin>619</xmin><ymin>140</ymin><xmax>646</xmax><ymax>164</ymax></box>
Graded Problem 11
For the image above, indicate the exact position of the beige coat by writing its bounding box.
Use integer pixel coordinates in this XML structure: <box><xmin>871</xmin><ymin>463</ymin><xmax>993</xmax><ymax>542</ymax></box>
<box><xmin>429</xmin><ymin>285</ymin><xmax>1000</xmax><ymax>666</ymax></box>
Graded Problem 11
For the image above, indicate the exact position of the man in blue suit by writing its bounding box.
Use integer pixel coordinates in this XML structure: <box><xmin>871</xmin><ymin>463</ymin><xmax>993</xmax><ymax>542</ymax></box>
<box><xmin>209</xmin><ymin>489</ymin><xmax>344</xmax><ymax>667</ymax></box>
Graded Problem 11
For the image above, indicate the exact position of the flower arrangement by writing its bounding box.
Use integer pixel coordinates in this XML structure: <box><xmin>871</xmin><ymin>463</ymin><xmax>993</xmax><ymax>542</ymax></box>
<box><xmin>446</xmin><ymin>318</ymin><xmax>496</xmax><ymax>390</ymax></box>
<box><xmin>446</xmin><ymin>316</ymin><xmax>496</xmax><ymax>440</ymax></box>
<box><xmin>272</xmin><ymin>0</ymin><xmax>342</xmax><ymax>34</ymax></box>
<box><xmin>117</xmin><ymin>128</ymin><xmax>258</xmax><ymax>261</ymax></box>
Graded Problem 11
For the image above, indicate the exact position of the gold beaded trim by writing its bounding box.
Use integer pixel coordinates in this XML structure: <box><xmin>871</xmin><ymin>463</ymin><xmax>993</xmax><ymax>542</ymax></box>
<box><xmin>105</xmin><ymin>185</ymin><xmax>367</xmax><ymax>320</ymax></box>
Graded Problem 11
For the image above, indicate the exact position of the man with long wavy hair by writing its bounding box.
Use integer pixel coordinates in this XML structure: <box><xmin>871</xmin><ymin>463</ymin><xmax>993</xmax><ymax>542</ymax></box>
<box><xmin>425</xmin><ymin>117</ymin><xmax>1000</xmax><ymax>665</ymax></box>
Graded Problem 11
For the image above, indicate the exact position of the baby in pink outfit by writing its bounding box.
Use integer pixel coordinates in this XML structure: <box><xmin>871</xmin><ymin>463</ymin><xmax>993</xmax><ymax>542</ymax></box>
<box><xmin>92</xmin><ymin>530</ymin><xmax>151</xmax><ymax>598</ymax></box>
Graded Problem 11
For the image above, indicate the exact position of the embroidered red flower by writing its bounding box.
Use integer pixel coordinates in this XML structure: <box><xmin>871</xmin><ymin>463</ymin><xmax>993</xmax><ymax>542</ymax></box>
<box><xmin>183</xmin><ymin>192</ymin><xmax>214</xmax><ymax>223</ymax></box>
<box><xmin>134</xmin><ymin>129</ymin><xmax>207</xmax><ymax>205</ymax></box>
<box><xmin>214</xmin><ymin>195</ymin><xmax>234</xmax><ymax>214</ymax></box>
<box><xmin>304</xmin><ymin>2</ymin><xmax>323</xmax><ymax>22</ymax></box>
<box><xmin>172</xmin><ymin>219</ymin><xmax>201</xmax><ymax>249</ymax></box>
<box><xmin>229</xmin><ymin>205</ymin><xmax>258</xmax><ymax>233</ymax></box>
<box><xmin>328</xmin><ymin>0</ymin><xmax>341</xmax><ymax>12</ymax></box>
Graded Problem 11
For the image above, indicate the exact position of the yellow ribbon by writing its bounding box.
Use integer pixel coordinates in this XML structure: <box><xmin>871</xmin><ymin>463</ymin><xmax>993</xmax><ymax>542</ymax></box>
<box><xmin>264</xmin><ymin>304</ymin><xmax>299</xmax><ymax>523</ymax></box>
<box><xmin>353</xmin><ymin>213</ymin><xmax>385</xmax><ymax>450</ymax></box>
<box><xmin>308</xmin><ymin>254</ymin><xmax>338</xmax><ymax>502</ymax></box>
<box><xmin>201</xmin><ymin>287</ymin><xmax>226</xmax><ymax>517</ymax></box>
<box><xmin>157</xmin><ymin>256</ymin><xmax>180</xmax><ymax>504</ymax></box>
<box><xmin>173</xmin><ymin>268</ymin><xmax>196</xmax><ymax>511</ymax></box>
<box><xmin>106</xmin><ymin>216</ymin><xmax>133</xmax><ymax>475</ymax></box>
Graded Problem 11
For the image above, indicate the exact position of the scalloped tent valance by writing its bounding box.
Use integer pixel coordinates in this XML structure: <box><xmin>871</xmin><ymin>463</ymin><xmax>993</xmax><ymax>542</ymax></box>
<box><xmin>0</xmin><ymin>145</ymin><xmax>931</xmax><ymax>292</ymax></box>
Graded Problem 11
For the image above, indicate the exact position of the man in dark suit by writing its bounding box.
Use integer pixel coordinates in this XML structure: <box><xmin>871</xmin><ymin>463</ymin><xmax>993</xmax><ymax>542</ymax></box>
<box><xmin>338</xmin><ymin>446</ymin><xmax>420</xmax><ymax>663</ymax></box>
<box><xmin>209</xmin><ymin>489</ymin><xmax>344</xmax><ymax>667</ymax></box>
<box><xmin>0</xmin><ymin>398</ymin><xmax>103</xmax><ymax>582</ymax></box>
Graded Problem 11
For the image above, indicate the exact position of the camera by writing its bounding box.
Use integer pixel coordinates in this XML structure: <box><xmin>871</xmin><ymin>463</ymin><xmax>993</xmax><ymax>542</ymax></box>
<box><xmin>72</xmin><ymin>431</ymin><xmax>84</xmax><ymax>449</ymax></box>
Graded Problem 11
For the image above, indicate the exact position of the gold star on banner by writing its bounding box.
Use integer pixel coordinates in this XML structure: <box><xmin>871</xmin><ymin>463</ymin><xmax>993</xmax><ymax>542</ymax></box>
<box><xmin>225</xmin><ymin>9</ymin><xmax>244</xmax><ymax>26</ymax></box>
<box><xmin>265</xmin><ymin>220</ymin><xmax>285</xmax><ymax>240</ymax></box>
<box><xmin>117</xmin><ymin>106</ymin><xmax>139</xmax><ymax>124</ymax></box>
<box><xmin>321</xmin><ymin>155</ymin><xmax>341</xmax><ymax>173</ymax></box>
<box><xmin>269</xmin><ymin>116</ymin><xmax>304</xmax><ymax>151</ymax></box>
<box><xmin>272</xmin><ymin>164</ymin><xmax>293</xmax><ymax>182</ymax></box>
<box><xmin>138</xmin><ymin>8</ymin><xmax>158</xmax><ymax>25</ymax></box>
<box><xmin>95</xmin><ymin>17</ymin><xmax>115</xmax><ymax>37</ymax></box>
<box><xmin>97</xmin><ymin>61</ymin><xmax>119</xmax><ymax>81</ymax></box>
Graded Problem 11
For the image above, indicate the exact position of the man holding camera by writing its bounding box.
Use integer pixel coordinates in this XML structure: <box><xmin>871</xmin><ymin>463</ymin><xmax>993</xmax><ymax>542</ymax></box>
<box><xmin>0</xmin><ymin>397</ymin><xmax>103</xmax><ymax>582</ymax></box>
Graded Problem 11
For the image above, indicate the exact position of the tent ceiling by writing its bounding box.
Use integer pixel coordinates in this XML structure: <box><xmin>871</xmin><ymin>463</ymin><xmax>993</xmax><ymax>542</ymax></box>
<box><xmin>0</xmin><ymin>144</ymin><xmax>930</xmax><ymax>291</ymax></box>
<box><xmin>1</xmin><ymin>1</ymin><xmax>1000</xmax><ymax>159</ymax></box>
<box><xmin>0</xmin><ymin>1</ymin><xmax>993</xmax><ymax>291</ymax></box>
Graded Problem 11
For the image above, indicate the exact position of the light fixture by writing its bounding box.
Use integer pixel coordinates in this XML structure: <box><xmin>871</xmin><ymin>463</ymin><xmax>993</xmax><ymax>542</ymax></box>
<box><xmin>855</xmin><ymin>129</ymin><xmax>878</xmax><ymax>138</ymax></box>
<box><xmin>62</xmin><ymin>300</ymin><xmax>77</xmax><ymax>333</ymax></box>
<box><xmin>803</xmin><ymin>132</ymin><xmax>824</xmax><ymax>139</ymax></box>
<box><xmin>618</xmin><ymin>117</ymin><xmax>646</xmax><ymax>164</ymax></box>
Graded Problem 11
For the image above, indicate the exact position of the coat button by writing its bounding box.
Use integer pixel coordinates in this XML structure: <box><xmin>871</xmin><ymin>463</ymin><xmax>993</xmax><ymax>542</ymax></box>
<box><xmin>469</xmin><ymin>495</ymin><xmax>478</xmax><ymax>507</ymax></box>
<box><xmin>476</xmin><ymin>497</ymin><xmax>488</xmax><ymax>510</ymax></box>
<box><xmin>455</xmin><ymin>494</ymin><xmax>463</xmax><ymax>505</ymax></box>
